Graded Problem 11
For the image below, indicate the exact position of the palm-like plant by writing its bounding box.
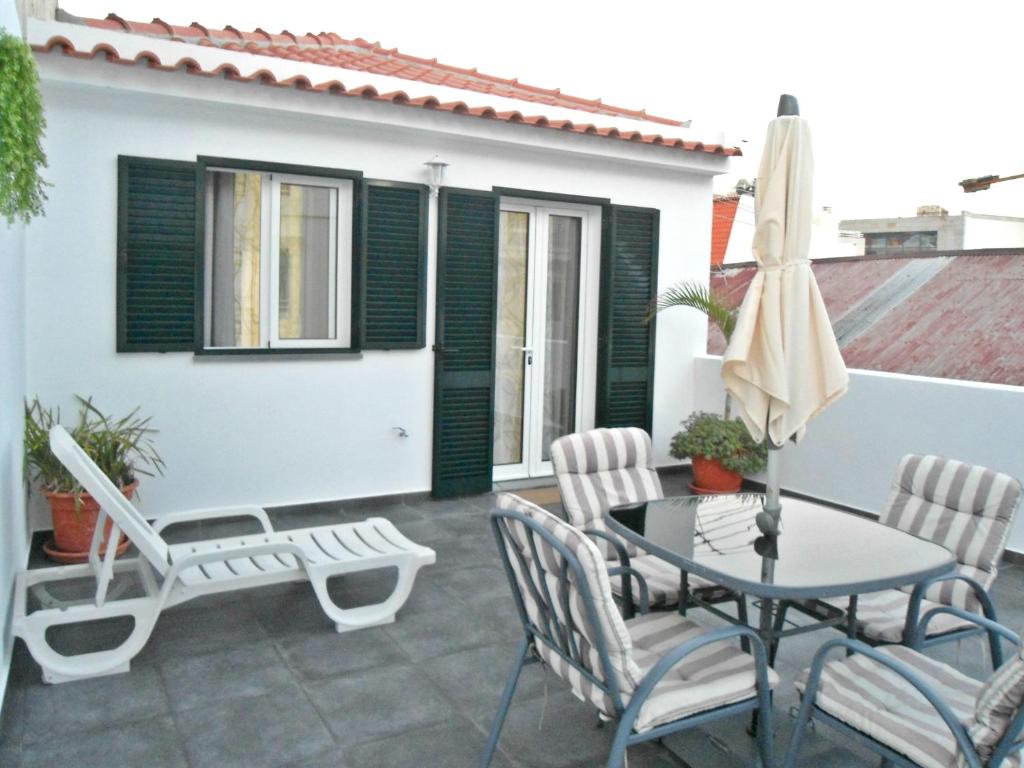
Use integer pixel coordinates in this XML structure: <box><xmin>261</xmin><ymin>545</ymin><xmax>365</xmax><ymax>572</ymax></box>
<box><xmin>647</xmin><ymin>280</ymin><xmax>739</xmax><ymax>418</ymax></box>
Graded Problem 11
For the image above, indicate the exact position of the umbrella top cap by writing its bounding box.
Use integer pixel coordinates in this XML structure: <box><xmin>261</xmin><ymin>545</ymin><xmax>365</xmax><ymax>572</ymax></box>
<box><xmin>777</xmin><ymin>94</ymin><xmax>799</xmax><ymax>117</ymax></box>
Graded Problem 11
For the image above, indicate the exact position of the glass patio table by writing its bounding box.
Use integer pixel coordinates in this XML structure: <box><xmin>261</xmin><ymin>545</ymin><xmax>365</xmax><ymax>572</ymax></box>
<box><xmin>606</xmin><ymin>493</ymin><xmax>957</xmax><ymax>660</ymax></box>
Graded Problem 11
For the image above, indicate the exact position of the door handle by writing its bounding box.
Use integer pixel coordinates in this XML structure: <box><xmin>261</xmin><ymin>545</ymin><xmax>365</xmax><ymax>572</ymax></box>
<box><xmin>518</xmin><ymin>346</ymin><xmax>533</xmax><ymax>365</ymax></box>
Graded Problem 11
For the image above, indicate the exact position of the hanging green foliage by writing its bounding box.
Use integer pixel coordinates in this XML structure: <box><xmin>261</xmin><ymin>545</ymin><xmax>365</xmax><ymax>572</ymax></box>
<box><xmin>0</xmin><ymin>29</ymin><xmax>48</xmax><ymax>224</ymax></box>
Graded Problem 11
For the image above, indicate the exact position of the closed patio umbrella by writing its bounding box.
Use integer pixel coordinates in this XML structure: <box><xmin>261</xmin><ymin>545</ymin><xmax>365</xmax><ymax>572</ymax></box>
<box><xmin>721</xmin><ymin>95</ymin><xmax>848</xmax><ymax>532</ymax></box>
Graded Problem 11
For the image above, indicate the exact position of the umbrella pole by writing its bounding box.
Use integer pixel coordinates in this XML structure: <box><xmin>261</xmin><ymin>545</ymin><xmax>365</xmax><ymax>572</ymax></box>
<box><xmin>756</xmin><ymin>419</ymin><xmax>784</xmax><ymax>536</ymax></box>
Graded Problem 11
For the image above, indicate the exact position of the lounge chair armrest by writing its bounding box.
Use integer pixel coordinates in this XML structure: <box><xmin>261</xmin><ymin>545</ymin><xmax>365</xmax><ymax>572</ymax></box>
<box><xmin>607</xmin><ymin>566</ymin><xmax>650</xmax><ymax>617</ymax></box>
<box><xmin>165</xmin><ymin>541</ymin><xmax>309</xmax><ymax>585</ymax></box>
<box><xmin>635</xmin><ymin>625</ymin><xmax>772</xmax><ymax>703</ymax></box>
<box><xmin>152</xmin><ymin>505</ymin><xmax>274</xmax><ymax>535</ymax></box>
<box><xmin>911</xmin><ymin>606</ymin><xmax>1019</xmax><ymax>650</ymax></box>
<box><xmin>800</xmin><ymin>637</ymin><xmax>983</xmax><ymax>768</ymax></box>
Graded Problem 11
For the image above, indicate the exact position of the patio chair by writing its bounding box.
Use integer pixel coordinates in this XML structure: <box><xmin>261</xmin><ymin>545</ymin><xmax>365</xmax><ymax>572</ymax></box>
<box><xmin>13</xmin><ymin>425</ymin><xmax>435</xmax><ymax>684</ymax></box>
<box><xmin>813</xmin><ymin>454</ymin><xmax>1022</xmax><ymax>663</ymax></box>
<box><xmin>482</xmin><ymin>493</ymin><xmax>776</xmax><ymax>768</ymax></box>
<box><xmin>551</xmin><ymin>427</ymin><xmax>747</xmax><ymax>621</ymax></box>
<box><xmin>784</xmin><ymin>607</ymin><xmax>1024</xmax><ymax>768</ymax></box>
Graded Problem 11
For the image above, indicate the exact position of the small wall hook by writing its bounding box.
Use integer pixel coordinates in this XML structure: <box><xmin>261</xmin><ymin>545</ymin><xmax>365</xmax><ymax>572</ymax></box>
<box><xmin>392</xmin><ymin>426</ymin><xmax>409</xmax><ymax>438</ymax></box>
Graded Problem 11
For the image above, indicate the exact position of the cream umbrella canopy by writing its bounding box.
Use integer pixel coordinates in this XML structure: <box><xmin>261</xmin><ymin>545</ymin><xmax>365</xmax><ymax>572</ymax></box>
<box><xmin>721</xmin><ymin>95</ymin><xmax>848</xmax><ymax>532</ymax></box>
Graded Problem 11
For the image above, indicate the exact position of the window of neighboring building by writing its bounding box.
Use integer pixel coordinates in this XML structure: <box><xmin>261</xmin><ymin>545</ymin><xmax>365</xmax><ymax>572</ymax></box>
<box><xmin>203</xmin><ymin>168</ymin><xmax>353</xmax><ymax>349</ymax></box>
<box><xmin>864</xmin><ymin>231</ymin><xmax>938</xmax><ymax>256</ymax></box>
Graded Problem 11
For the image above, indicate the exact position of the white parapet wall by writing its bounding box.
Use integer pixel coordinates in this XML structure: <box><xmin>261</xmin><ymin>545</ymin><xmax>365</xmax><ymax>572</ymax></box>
<box><xmin>693</xmin><ymin>354</ymin><xmax>1024</xmax><ymax>553</ymax></box>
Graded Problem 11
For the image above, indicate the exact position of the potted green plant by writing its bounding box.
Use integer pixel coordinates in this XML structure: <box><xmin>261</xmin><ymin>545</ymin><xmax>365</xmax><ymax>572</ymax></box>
<box><xmin>24</xmin><ymin>396</ymin><xmax>164</xmax><ymax>562</ymax></box>
<box><xmin>650</xmin><ymin>280</ymin><xmax>766</xmax><ymax>492</ymax></box>
<box><xmin>670</xmin><ymin>411</ymin><xmax>767</xmax><ymax>493</ymax></box>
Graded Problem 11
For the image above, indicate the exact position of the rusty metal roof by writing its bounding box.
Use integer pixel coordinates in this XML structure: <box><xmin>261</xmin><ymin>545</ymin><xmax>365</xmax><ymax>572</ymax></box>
<box><xmin>707</xmin><ymin>249</ymin><xmax>1024</xmax><ymax>386</ymax></box>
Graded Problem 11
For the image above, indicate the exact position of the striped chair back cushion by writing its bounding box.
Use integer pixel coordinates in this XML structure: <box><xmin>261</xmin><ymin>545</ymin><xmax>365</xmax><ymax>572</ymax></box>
<box><xmin>550</xmin><ymin>428</ymin><xmax>663</xmax><ymax>559</ymax></box>
<box><xmin>965</xmin><ymin>640</ymin><xmax>1024</xmax><ymax>762</ymax></box>
<box><xmin>881</xmin><ymin>455</ymin><xmax>1022</xmax><ymax>610</ymax></box>
<box><xmin>494</xmin><ymin>493</ymin><xmax>643</xmax><ymax>716</ymax></box>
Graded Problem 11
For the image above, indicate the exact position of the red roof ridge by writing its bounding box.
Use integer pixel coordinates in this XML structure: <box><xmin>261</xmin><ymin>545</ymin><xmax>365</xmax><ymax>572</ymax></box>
<box><xmin>79</xmin><ymin>14</ymin><xmax>686</xmax><ymax>126</ymax></box>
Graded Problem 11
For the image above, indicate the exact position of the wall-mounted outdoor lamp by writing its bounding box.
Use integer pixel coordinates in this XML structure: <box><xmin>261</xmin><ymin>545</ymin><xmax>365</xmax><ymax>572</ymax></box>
<box><xmin>425</xmin><ymin>155</ymin><xmax>449</xmax><ymax>197</ymax></box>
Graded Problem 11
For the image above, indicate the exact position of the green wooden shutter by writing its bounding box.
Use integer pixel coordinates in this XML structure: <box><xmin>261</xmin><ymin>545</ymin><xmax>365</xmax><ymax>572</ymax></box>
<box><xmin>360</xmin><ymin>181</ymin><xmax>428</xmax><ymax>349</ymax></box>
<box><xmin>116</xmin><ymin>156</ymin><xmax>199</xmax><ymax>352</ymax></box>
<box><xmin>432</xmin><ymin>188</ymin><xmax>499</xmax><ymax>498</ymax></box>
<box><xmin>596</xmin><ymin>205</ymin><xmax>659</xmax><ymax>431</ymax></box>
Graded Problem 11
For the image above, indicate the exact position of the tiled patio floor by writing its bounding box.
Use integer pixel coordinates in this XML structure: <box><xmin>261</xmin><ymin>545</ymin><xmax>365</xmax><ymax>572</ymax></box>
<box><xmin>2</xmin><ymin>472</ymin><xmax>1022</xmax><ymax>767</ymax></box>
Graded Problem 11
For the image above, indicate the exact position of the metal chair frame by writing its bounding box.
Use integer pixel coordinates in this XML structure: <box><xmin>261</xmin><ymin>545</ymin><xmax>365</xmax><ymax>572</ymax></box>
<box><xmin>482</xmin><ymin>508</ymin><xmax>775</xmax><ymax>768</ymax></box>
<box><xmin>784</xmin><ymin>609</ymin><xmax>1024</xmax><ymax>768</ymax></box>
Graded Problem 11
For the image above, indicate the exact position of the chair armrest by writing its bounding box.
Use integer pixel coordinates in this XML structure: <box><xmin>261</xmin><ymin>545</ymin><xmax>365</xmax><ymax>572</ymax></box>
<box><xmin>583</xmin><ymin>528</ymin><xmax>635</xmax><ymax>618</ymax></box>
<box><xmin>151</xmin><ymin>505</ymin><xmax>274</xmax><ymax>535</ymax></box>
<box><xmin>911</xmin><ymin>605</ymin><xmax>1019</xmax><ymax>650</ymax></box>
<box><xmin>800</xmin><ymin>637</ymin><xmax>983</xmax><ymax>768</ymax></box>
<box><xmin>904</xmin><ymin>572</ymin><xmax>1002</xmax><ymax>661</ymax></box>
<box><xmin>607</xmin><ymin>566</ymin><xmax>650</xmax><ymax>617</ymax></box>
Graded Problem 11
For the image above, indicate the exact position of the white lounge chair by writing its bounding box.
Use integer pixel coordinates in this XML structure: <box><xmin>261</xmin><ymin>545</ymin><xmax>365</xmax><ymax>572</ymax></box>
<box><xmin>13</xmin><ymin>425</ymin><xmax>435</xmax><ymax>684</ymax></box>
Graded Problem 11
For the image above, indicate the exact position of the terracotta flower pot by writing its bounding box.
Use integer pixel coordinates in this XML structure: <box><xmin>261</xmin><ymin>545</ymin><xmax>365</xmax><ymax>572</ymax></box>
<box><xmin>44</xmin><ymin>481</ymin><xmax>137</xmax><ymax>562</ymax></box>
<box><xmin>689</xmin><ymin>456</ymin><xmax>743</xmax><ymax>494</ymax></box>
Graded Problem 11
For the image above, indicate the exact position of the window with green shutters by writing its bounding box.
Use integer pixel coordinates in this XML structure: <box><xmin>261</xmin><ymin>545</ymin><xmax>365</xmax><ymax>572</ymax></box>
<box><xmin>596</xmin><ymin>205</ymin><xmax>659</xmax><ymax>432</ymax></box>
<box><xmin>116</xmin><ymin>157</ymin><xmax>200</xmax><ymax>352</ymax></box>
<box><xmin>116</xmin><ymin>156</ymin><xmax>428</xmax><ymax>354</ymax></box>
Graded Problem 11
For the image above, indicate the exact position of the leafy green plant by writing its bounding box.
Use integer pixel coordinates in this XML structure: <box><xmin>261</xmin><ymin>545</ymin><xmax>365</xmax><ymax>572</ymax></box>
<box><xmin>0</xmin><ymin>30</ymin><xmax>48</xmax><ymax>224</ymax></box>
<box><xmin>24</xmin><ymin>396</ymin><xmax>165</xmax><ymax>498</ymax></box>
<box><xmin>669</xmin><ymin>411</ymin><xmax>767</xmax><ymax>475</ymax></box>
<box><xmin>648</xmin><ymin>279</ymin><xmax>742</xmax><ymax>419</ymax></box>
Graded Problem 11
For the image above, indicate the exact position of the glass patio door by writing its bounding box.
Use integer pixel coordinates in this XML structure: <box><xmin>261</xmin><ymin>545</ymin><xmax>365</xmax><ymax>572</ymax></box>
<box><xmin>493</xmin><ymin>203</ymin><xmax>592</xmax><ymax>479</ymax></box>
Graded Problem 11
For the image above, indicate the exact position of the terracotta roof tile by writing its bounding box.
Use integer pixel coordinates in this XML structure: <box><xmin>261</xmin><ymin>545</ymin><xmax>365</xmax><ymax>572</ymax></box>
<box><xmin>33</xmin><ymin>14</ymin><xmax>742</xmax><ymax>157</ymax></box>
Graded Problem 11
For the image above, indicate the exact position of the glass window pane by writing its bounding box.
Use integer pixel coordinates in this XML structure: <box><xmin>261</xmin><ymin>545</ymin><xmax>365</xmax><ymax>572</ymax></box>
<box><xmin>209</xmin><ymin>171</ymin><xmax>261</xmax><ymax>347</ymax></box>
<box><xmin>494</xmin><ymin>211</ymin><xmax>530</xmax><ymax>466</ymax></box>
<box><xmin>278</xmin><ymin>183</ymin><xmax>335</xmax><ymax>340</ymax></box>
<box><xmin>542</xmin><ymin>215</ymin><xmax>582</xmax><ymax>461</ymax></box>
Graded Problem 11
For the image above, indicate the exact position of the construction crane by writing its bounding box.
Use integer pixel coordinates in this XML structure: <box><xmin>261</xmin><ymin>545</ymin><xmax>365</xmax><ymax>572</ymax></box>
<box><xmin>959</xmin><ymin>172</ymin><xmax>1024</xmax><ymax>193</ymax></box>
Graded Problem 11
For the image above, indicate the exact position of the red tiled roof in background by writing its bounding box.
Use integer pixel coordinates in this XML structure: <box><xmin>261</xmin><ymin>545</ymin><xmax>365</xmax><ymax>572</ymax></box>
<box><xmin>711</xmin><ymin>195</ymin><xmax>739</xmax><ymax>266</ymax></box>
<box><xmin>33</xmin><ymin>14</ymin><xmax>741</xmax><ymax>156</ymax></box>
<box><xmin>82</xmin><ymin>14</ymin><xmax>684</xmax><ymax>126</ymax></box>
<box><xmin>707</xmin><ymin>249</ymin><xmax>1024</xmax><ymax>386</ymax></box>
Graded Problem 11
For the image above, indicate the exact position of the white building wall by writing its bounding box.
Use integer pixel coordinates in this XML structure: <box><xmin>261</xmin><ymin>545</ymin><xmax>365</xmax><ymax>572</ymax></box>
<box><xmin>694</xmin><ymin>355</ymin><xmax>1024</xmax><ymax>553</ymax></box>
<box><xmin>24</xmin><ymin>68</ymin><xmax>721</xmax><ymax>528</ymax></box>
<box><xmin>962</xmin><ymin>212</ymin><xmax>1024</xmax><ymax>249</ymax></box>
<box><xmin>0</xmin><ymin>0</ymin><xmax>32</xmax><ymax>715</ymax></box>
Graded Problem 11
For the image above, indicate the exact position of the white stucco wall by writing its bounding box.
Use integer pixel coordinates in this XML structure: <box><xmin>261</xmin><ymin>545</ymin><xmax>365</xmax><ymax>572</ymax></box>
<box><xmin>1</xmin><ymin>0</ymin><xmax>31</xmax><ymax>715</ymax></box>
<box><xmin>694</xmin><ymin>355</ymin><xmax>1024</xmax><ymax>553</ymax></box>
<box><xmin>962</xmin><ymin>212</ymin><xmax>1024</xmax><ymax>249</ymax></box>
<box><xmin>23</xmin><ymin>53</ymin><xmax>723</xmax><ymax>528</ymax></box>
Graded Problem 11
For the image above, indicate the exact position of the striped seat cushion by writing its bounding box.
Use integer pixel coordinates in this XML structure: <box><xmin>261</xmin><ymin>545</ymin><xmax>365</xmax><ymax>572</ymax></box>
<box><xmin>626</xmin><ymin>611</ymin><xmax>779</xmax><ymax>733</ymax></box>
<box><xmin>551</xmin><ymin>428</ymin><xmax>663</xmax><ymax>560</ymax></box>
<box><xmin>495</xmin><ymin>493</ymin><xmax>643</xmax><ymax>717</ymax></box>
<box><xmin>617</xmin><ymin>553</ymin><xmax>720</xmax><ymax>608</ymax></box>
<box><xmin>964</xmin><ymin>641</ymin><xmax>1024</xmax><ymax>764</ymax></box>
<box><xmin>821</xmin><ymin>587</ymin><xmax>983</xmax><ymax>644</ymax></box>
<box><xmin>795</xmin><ymin>645</ymin><xmax>1008</xmax><ymax>768</ymax></box>
<box><xmin>881</xmin><ymin>455</ymin><xmax>1022</xmax><ymax>613</ymax></box>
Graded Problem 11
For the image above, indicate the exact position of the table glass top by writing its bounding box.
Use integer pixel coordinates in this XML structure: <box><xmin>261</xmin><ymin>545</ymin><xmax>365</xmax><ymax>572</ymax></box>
<box><xmin>607</xmin><ymin>494</ymin><xmax>956</xmax><ymax>598</ymax></box>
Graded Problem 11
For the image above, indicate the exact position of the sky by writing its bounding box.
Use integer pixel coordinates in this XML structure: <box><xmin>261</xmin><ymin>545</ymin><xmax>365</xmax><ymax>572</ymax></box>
<box><xmin>61</xmin><ymin>0</ymin><xmax>1024</xmax><ymax>222</ymax></box>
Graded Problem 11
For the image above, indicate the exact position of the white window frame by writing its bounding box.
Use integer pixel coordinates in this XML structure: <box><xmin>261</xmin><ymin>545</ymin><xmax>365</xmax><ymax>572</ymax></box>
<box><xmin>203</xmin><ymin>168</ymin><xmax>353</xmax><ymax>350</ymax></box>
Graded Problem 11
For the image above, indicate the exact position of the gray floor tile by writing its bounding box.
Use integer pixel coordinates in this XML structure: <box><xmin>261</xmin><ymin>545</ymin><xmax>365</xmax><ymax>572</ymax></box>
<box><xmin>160</xmin><ymin>640</ymin><xmax>295</xmax><ymax>712</ymax></box>
<box><xmin>152</xmin><ymin>600</ymin><xmax>269</xmax><ymax>659</ymax></box>
<box><xmin>18</xmin><ymin>715</ymin><xmax>188</xmax><ymax>768</ymax></box>
<box><xmin>344</xmin><ymin>717</ymin><xmax>516</xmax><ymax>768</ymax></box>
<box><xmin>304</xmin><ymin>664</ymin><xmax>456</xmax><ymax>747</ymax></box>
<box><xmin>175</xmin><ymin>683</ymin><xmax>334</xmax><ymax>768</ymax></box>
<box><xmin>21</xmin><ymin>665</ymin><xmax>169</xmax><ymax>744</ymax></box>
<box><xmin>383</xmin><ymin>604</ymin><xmax>502</xmax><ymax>662</ymax></box>
<box><xmin>279</xmin><ymin>626</ymin><xmax>408</xmax><ymax>681</ymax></box>
<box><xmin>420</xmin><ymin>642</ymin><xmax>548</xmax><ymax>715</ymax></box>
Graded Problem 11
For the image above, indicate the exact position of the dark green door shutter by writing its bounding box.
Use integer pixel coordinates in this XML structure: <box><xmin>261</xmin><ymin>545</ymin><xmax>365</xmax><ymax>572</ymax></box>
<box><xmin>360</xmin><ymin>181</ymin><xmax>428</xmax><ymax>349</ymax></box>
<box><xmin>596</xmin><ymin>205</ymin><xmax>659</xmax><ymax>431</ymax></box>
<box><xmin>432</xmin><ymin>188</ymin><xmax>499</xmax><ymax>498</ymax></box>
<box><xmin>116</xmin><ymin>156</ymin><xmax>199</xmax><ymax>352</ymax></box>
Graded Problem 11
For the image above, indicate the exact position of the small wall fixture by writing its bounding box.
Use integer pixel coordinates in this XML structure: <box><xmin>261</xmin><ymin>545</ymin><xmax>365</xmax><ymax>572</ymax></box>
<box><xmin>425</xmin><ymin>155</ymin><xmax>449</xmax><ymax>197</ymax></box>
